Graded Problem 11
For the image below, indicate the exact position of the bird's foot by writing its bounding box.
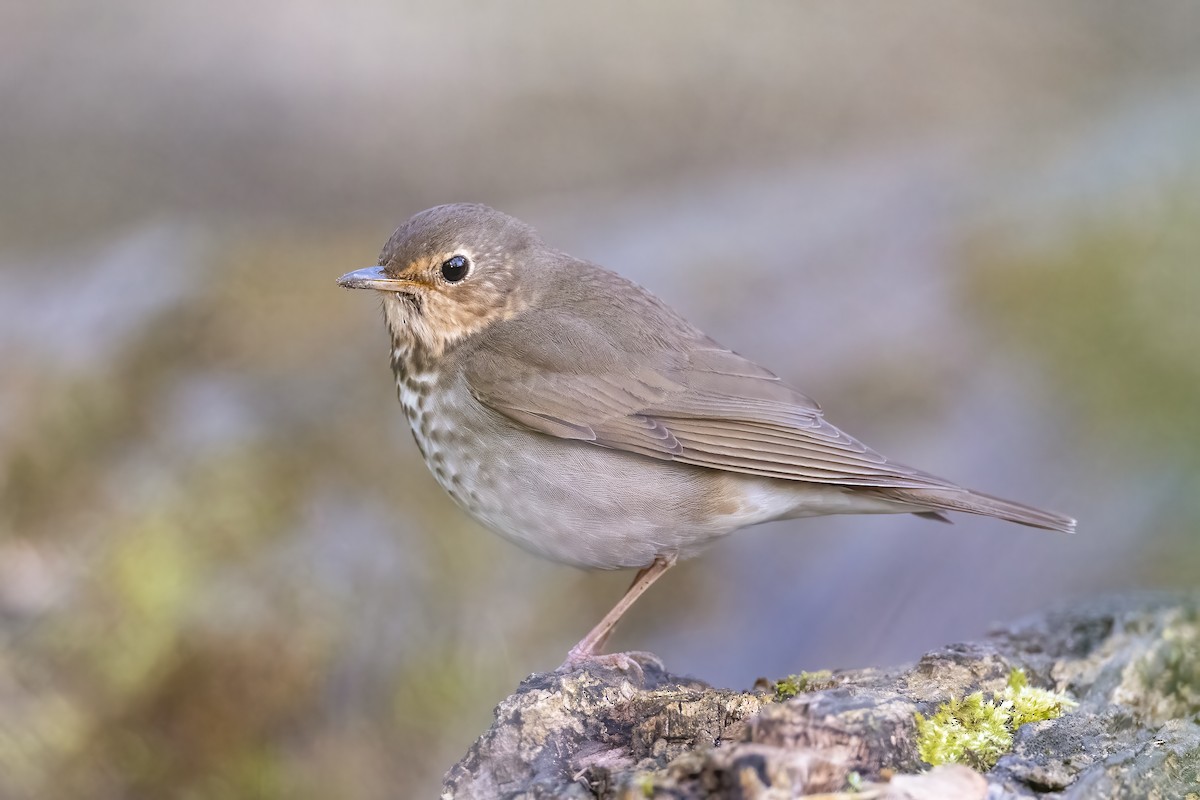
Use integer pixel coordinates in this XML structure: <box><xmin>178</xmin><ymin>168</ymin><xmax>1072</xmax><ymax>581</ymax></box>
<box><xmin>557</xmin><ymin>649</ymin><xmax>665</xmax><ymax>685</ymax></box>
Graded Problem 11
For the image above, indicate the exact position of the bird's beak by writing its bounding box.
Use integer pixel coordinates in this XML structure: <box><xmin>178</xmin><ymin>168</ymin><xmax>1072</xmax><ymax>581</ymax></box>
<box><xmin>337</xmin><ymin>266</ymin><xmax>423</xmax><ymax>292</ymax></box>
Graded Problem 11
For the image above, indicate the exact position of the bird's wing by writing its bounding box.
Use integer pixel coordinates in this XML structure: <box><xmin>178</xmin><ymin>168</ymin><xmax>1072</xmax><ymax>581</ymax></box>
<box><xmin>463</xmin><ymin>315</ymin><xmax>949</xmax><ymax>489</ymax></box>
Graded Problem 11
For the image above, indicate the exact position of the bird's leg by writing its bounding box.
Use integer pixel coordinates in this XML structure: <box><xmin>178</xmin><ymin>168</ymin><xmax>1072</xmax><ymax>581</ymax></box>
<box><xmin>561</xmin><ymin>554</ymin><xmax>677</xmax><ymax>669</ymax></box>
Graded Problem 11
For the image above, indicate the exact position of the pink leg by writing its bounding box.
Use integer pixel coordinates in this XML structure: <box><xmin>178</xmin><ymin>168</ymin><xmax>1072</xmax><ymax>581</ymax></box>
<box><xmin>563</xmin><ymin>554</ymin><xmax>677</xmax><ymax>665</ymax></box>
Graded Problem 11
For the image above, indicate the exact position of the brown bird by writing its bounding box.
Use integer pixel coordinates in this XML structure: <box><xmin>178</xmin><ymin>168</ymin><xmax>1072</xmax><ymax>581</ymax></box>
<box><xmin>337</xmin><ymin>203</ymin><xmax>1074</xmax><ymax>668</ymax></box>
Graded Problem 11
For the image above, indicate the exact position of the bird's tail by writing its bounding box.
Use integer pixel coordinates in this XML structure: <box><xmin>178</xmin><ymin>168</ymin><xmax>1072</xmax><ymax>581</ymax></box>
<box><xmin>867</xmin><ymin>486</ymin><xmax>1076</xmax><ymax>533</ymax></box>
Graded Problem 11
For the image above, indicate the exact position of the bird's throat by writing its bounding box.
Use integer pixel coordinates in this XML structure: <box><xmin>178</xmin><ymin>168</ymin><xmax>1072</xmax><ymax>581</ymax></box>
<box><xmin>381</xmin><ymin>294</ymin><xmax>437</xmax><ymax>377</ymax></box>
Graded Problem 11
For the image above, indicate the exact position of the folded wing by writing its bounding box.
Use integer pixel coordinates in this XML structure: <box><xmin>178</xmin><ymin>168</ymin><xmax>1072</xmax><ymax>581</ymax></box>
<box><xmin>464</xmin><ymin>316</ymin><xmax>952</xmax><ymax>490</ymax></box>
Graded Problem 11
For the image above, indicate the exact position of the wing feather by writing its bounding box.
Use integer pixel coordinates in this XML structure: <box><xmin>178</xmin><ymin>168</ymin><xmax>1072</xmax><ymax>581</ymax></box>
<box><xmin>463</xmin><ymin>314</ymin><xmax>952</xmax><ymax>489</ymax></box>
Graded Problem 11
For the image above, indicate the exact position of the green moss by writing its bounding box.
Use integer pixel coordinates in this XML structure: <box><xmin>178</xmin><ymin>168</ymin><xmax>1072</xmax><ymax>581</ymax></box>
<box><xmin>1003</xmin><ymin>667</ymin><xmax>1078</xmax><ymax>728</ymax></box>
<box><xmin>914</xmin><ymin>692</ymin><xmax>1012</xmax><ymax>771</ymax></box>
<box><xmin>773</xmin><ymin>670</ymin><xmax>835</xmax><ymax>701</ymax></box>
<box><xmin>914</xmin><ymin>668</ymin><xmax>1076</xmax><ymax>770</ymax></box>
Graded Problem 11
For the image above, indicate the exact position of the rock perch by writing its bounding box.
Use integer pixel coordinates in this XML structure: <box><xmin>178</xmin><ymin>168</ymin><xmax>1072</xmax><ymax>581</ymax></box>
<box><xmin>442</xmin><ymin>593</ymin><xmax>1200</xmax><ymax>798</ymax></box>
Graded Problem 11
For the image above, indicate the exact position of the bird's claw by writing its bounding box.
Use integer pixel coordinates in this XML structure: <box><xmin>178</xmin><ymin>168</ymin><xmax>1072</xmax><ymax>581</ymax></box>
<box><xmin>556</xmin><ymin>650</ymin><xmax>665</xmax><ymax>684</ymax></box>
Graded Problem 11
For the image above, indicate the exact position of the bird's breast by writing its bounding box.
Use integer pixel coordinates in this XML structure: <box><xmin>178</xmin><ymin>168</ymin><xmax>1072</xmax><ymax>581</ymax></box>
<box><xmin>396</xmin><ymin>368</ymin><xmax>440</xmax><ymax>461</ymax></box>
<box><xmin>393</xmin><ymin>365</ymin><xmax>497</xmax><ymax>520</ymax></box>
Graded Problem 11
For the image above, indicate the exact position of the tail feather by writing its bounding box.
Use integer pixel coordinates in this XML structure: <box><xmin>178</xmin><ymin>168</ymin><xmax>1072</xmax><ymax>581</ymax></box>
<box><xmin>871</xmin><ymin>487</ymin><xmax>1076</xmax><ymax>533</ymax></box>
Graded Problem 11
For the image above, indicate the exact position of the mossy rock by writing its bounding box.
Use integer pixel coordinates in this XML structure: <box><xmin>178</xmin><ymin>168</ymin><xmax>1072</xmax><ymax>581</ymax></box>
<box><xmin>443</xmin><ymin>593</ymin><xmax>1200</xmax><ymax>799</ymax></box>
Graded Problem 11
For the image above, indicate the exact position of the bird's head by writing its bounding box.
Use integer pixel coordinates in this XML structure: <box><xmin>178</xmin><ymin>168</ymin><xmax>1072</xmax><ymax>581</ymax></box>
<box><xmin>338</xmin><ymin>203</ymin><xmax>541</xmax><ymax>363</ymax></box>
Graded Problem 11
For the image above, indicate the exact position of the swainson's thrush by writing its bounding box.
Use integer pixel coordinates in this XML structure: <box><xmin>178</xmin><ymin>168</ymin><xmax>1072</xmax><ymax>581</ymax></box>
<box><xmin>337</xmin><ymin>204</ymin><xmax>1074</xmax><ymax>666</ymax></box>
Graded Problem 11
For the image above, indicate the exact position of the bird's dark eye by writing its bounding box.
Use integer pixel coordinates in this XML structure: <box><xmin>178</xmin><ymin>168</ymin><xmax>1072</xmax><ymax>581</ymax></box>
<box><xmin>440</xmin><ymin>255</ymin><xmax>470</xmax><ymax>283</ymax></box>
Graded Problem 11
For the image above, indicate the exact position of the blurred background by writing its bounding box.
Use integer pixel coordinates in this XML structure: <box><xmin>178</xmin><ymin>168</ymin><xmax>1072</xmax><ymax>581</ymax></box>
<box><xmin>2</xmin><ymin>1</ymin><xmax>1198</xmax><ymax>797</ymax></box>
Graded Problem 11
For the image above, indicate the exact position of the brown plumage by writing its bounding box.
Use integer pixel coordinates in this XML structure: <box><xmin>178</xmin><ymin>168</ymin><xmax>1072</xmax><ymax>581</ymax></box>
<box><xmin>338</xmin><ymin>203</ymin><xmax>1075</xmax><ymax>666</ymax></box>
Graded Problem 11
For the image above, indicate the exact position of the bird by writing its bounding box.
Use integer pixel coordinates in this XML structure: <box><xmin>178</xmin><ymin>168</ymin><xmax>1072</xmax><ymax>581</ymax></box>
<box><xmin>337</xmin><ymin>203</ymin><xmax>1075</xmax><ymax>668</ymax></box>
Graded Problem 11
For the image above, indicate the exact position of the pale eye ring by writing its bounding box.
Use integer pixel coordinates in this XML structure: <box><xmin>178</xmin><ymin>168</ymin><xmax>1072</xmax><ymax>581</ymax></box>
<box><xmin>440</xmin><ymin>255</ymin><xmax>470</xmax><ymax>283</ymax></box>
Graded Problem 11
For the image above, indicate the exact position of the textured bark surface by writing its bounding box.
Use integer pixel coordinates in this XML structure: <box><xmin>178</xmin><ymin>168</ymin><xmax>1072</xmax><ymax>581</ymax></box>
<box><xmin>442</xmin><ymin>594</ymin><xmax>1200</xmax><ymax>799</ymax></box>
